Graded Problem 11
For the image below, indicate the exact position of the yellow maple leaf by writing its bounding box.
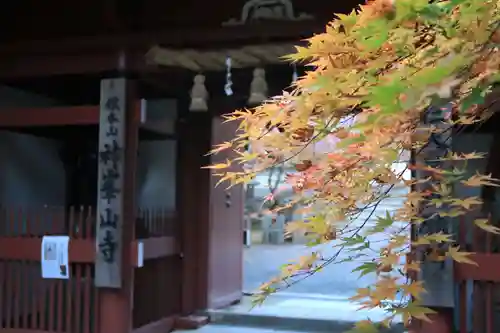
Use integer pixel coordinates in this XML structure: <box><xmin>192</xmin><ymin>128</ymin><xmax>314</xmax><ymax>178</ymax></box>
<box><xmin>412</xmin><ymin>238</ymin><xmax>430</xmax><ymax>246</ymax></box>
<box><xmin>402</xmin><ymin>281</ymin><xmax>426</xmax><ymax>300</ymax></box>
<box><xmin>459</xmin><ymin>152</ymin><xmax>487</xmax><ymax>160</ymax></box>
<box><xmin>474</xmin><ymin>218</ymin><xmax>500</xmax><ymax>234</ymax></box>
<box><xmin>454</xmin><ymin>116</ymin><xmax>478</xmax><ymax>125</ymax></box>
<box><xmin>433</xmin><ymin>232</ymin><xmax>454</xmax><ymax>243</ymax></box>
<box><xmin>207</xmin><ymin>141</ymin><xmax>233</xmax><ymax>155</ymax></box>
<box><xmin>407</xmin><ymin>305</ymin><xmax>436</xmax><ymax>323</ymax></box>
<box><xmin>285</xmin><ymin>221</ymin><xmax>307</xmax><ymax>235</ymax></box>
<box><xmin>447</xmin><ymin>246</ymin><xmax>477</xmax><ymax>266</ymax></box>
<box><xmin>349</xmin><ymin>287</ymin><xmax>371</xmax><ymax>303</ymax></box>
<box><xmin>202</xmin><ymin>159</ymin><xmax>232</xmax><ymax>170</ymax></box>
<box><xmin>373</xmin><ymin>276</ymin><xmax>399</xmax><ymax>301</ymax></box>
<box><xmin>379</xmin><ymin>253</ymin><xmax>400</xmax><ymax>268</ymax></box>
<box><xmin>461</xmin><ymin>173</ymin><xmax>500</xmax><ymax>187</ymax></box>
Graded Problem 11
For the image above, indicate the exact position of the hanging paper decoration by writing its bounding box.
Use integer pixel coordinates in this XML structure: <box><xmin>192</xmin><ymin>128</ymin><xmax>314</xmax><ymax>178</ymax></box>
<box><xmin>189</xmin><ymin>74</ymin><xmax>208</xmax><ymax>112</ymax></box>
<box><xmin>292</xmin><ymin>63</ymin><xmax>298</xmax><ymax>83</ymax></box>
<box><xmin>224</xmin><ymin>56</ymin><xmax>233</xmax><ymax>96</ymax></box>
<box><xmin>248</xmin><ymin>67</ymin><xmax>268</xmax><ymax>105</ymax></box>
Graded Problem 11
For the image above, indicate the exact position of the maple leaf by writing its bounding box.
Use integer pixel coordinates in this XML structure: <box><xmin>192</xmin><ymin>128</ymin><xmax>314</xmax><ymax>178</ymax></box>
<box><xmin>447</xmin><ymin>246</ymin><xmax>477</xmax><ymax>266</ymax></box>
<box><xmin>452</xmin><ymin>196</ymin><xmax>482</xmax><ymax>209</ymax></box>
<box><xmin>207</xmin><ymin>141</ymin><xmax>233</xmax><ymax>155</ymax></box>
<box><xmin>462</xmin><ymin>173</ymin><xmax>500</xmax><ymax>187</ymax></box>
<box><xmin>202</xmin><ymin>159</ymin><xmax>231</xmax><ymax>170</ymax></box>
<box><xmin>405</xmin><ymin>303</ymin><xmax>436</xmax><ymax>323</ymax></box>
<box><xmin>402</xmin><ymin>281</ymin><xmax>426</xmax><ymax>300</ymax></box>
<box><xmin>454</xmin><ymin>115</ymin><xmax>478</xmax><ymax>125</ymax></box>
<box><xmin>474</xmin><ymin>218</ymin><xmax>500</xmax><ymax>234</ymax></box>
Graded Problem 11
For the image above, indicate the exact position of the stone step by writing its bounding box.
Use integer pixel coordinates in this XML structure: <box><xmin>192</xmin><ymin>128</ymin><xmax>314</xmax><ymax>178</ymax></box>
<box><xmin>205</xmin><ymin>310</ymin><xmax>405</xmax><ymax>333</ymax></box>
<box><xmin>174</xmin><ymin>324</ymin><xmax>312</xmax><ymax>332</ymax></box>
<box><xmin>201</xmin><ymin>296</ymin><xmax>406</xmax><ymax>333</ymax></box>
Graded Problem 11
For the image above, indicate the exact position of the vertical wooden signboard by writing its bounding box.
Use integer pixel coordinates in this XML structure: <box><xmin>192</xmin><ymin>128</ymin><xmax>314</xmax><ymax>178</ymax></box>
<box><xmin>95</xmin><ymin>78</ymin><xmax>126</xmax><ymax>288</ymax></box>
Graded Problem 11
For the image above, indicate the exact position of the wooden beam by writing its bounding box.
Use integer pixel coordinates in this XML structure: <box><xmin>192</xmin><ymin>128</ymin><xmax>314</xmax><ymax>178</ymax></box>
<box><xmin>0</xmin><ymin>236</ymin><xmax>174</xmax><ymax>268</ymax></box>
<box><xmin>454</xmin><ymin>253</ymin><xmax>500</xmax><ymax>282</ymax></box>
<box><xmin>0</xmin><ymin>22</ymin><xmax>319</xmax><ymax>78</ymax></box>
<box><xmin>0</xmin><ymin>22</ymin><xmax>323</xmax><ymax>56</ymax></box>
<box><xmin>0</xmin><ymin>103</ymin><xmax>142</xmax><ymax>127</ymax></box>
<box><xmin>0</xmin><ymin>105</ymin><xmax>100</xmax><ymax>126</ymax></box>
<box><xmin>0</xmin><ymin>237</ymin><xmax>94</xmax><ymax>263</ymax></box>
<box><xmin>0</xmin><ymin>47</ymin><xmax>188</xmax><ymax>79</ymax></box>
<box><xmin>0</xmin><ymin>51</ymin><xmax>124</xmax><ymax>78</ymax></box>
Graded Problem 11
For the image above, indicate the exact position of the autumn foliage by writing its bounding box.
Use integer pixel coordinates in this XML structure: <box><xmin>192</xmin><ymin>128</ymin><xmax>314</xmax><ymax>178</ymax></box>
<box><xmin>209</xmin><ymin>0</ymin><xmax>500</xmax><ymax>330</ymax></box>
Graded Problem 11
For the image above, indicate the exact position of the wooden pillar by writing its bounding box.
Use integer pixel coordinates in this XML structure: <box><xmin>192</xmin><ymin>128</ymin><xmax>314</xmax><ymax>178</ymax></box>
<box><xmin>178</xmin><ymin>98</ymin><xmax>244</xmax><ymax>314</ymax></box>
<box><xmin>178</xmin><ymin>111</ymin><xmax>212</xmax><ymax>314</ymax></box>
<box><xmin>97</xmin><ymin>77</ymin><xmax>138</xmax><ymax>333</ymax></box>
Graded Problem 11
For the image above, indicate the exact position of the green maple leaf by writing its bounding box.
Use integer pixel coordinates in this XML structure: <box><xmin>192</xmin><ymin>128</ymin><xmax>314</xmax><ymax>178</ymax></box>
<box><xmin>366</xmin><ymin>80</ymin><xmax>406</xmax><ymax>114</ymax></box>
<box><xmin>352</xmin><ymin>262</ymin><xmax>378</xmax><ymax>278</ymax></box>
<box><xmin>368</xmin><ymin>211</ymin><xmax>395</xmax><ymax>234</ymax></box>
<box><xmin>356</xmin><ymin>19</ymin><xmax>390</xmax><ymax>51</ymax></box>
<box><xmin>460</xmin><ymin>86</ymin><xmax>487</xmax><ymax>113</ymax></box>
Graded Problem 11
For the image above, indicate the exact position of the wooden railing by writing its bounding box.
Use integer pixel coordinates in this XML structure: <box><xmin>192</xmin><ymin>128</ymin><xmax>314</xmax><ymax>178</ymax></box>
<box><xmin>132</xmin><ymin>208</ymin><xmax>181</xmax><ymax>330</ymax></box>
<box><xmin>0</xmin><ymin>205</ymin><xmax>98</xmax><ymax>333</ymax></box>
<box><xmin>0</xmin><ymin>205</ymin><xmax>179</xmax><ymax>333</ymax></box>
<box><xmin>455</xmin><ymin>215</ymin><xmax>500</xmax><ymax>333</ymax></box>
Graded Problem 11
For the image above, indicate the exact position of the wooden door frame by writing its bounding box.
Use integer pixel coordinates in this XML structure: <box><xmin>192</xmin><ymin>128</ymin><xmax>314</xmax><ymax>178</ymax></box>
<box><xmin>178</xmin><ymin>97</ymin><xmax>246</xmax><ymax>316</ymax></box>
<box><xmin>178</xmin><ymin>109</ymin><xmax>212</xmax><ymax>314</ymax></box>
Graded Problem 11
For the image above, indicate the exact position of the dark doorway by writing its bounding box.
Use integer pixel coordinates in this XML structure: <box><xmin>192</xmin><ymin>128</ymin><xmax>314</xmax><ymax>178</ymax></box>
<box><xmin>59</xmin><ymin>132</ymin><xmax>98</xmax><ymax>209</ymax></box>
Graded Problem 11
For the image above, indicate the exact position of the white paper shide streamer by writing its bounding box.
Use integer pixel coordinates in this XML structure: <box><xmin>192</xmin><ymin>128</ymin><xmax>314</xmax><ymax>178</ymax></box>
<box><xmin>189</xmin><ymin>73</ymin><xmax>208</xmax><ymax>112</ymax></box>
<box><xmin>225</xmin><ymin>56</ymin><xmax>234</xmax><ymax>96</ymax></box>
<box><xmin>292</xmin><ymin>63</ymin><xmax>298</xmax><ymax>83</ymax></box>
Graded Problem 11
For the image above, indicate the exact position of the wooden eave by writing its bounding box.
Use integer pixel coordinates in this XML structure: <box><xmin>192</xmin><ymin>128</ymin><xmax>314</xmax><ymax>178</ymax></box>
<box><xmin>0</xmin><ymin>22</ymin><xmax>320</xmax><ymax>79</ymax></box>
<box><xmin>146</xmin><ymin>43</ymin><xmax>300</xmax><ymax>71</ymax></box>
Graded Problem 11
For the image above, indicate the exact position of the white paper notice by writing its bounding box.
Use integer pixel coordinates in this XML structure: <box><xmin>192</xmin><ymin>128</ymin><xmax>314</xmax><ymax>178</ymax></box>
<box><xmin>41</xmin><ymin>235</ymin><xmax>70</xmax><ymax>279</ymax></box>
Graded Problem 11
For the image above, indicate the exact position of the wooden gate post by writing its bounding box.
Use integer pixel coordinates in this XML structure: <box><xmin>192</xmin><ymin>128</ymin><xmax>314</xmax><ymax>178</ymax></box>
<box><xmin>96</xmin><ymin>77</ymin><xmax>138</xmax><ymax>333</ymax></box>
<box><xmin>178</xmin><ymin>98</ymin><xmax>244</xmax><ymax>313</ymax></box>
<box><xmin>179</xmin><ymin>111</ymin><xmax>212</xmax><ymax>314</ymax></box>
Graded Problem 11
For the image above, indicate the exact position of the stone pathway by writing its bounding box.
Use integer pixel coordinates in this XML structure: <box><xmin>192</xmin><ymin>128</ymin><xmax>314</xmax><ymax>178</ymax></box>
<box><xmin>186</xmin><ymin>188</ymin><xmax>411</xmax><ymax>333</ymax></box>
<box><xmin>244</xmin><ymin>192</ymin><xmax>408</xmax><ymax>296</ymax></box>
<box><xmin>203</xmin><ymin>294</ymin><xmax>404</xmax><ymax>333</ymax></box>
<box><xmin>174</xmin><ymin>325</ymin><xmax>305</xmax><ymax>333</ymax></box>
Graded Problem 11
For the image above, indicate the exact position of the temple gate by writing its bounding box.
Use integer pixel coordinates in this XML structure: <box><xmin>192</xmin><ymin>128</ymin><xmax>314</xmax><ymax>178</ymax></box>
<box><xmin>1</xmin><ymin>0</ymin><xmax>494</xmax><ymax>333</ymax></box>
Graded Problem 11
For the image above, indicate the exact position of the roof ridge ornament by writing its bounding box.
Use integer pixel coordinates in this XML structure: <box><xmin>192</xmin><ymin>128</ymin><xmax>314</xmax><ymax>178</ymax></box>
<box><xmin>222</xmin><ymin>0</ymin><xmax>314</xmax><ymax>26</ymax></box>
